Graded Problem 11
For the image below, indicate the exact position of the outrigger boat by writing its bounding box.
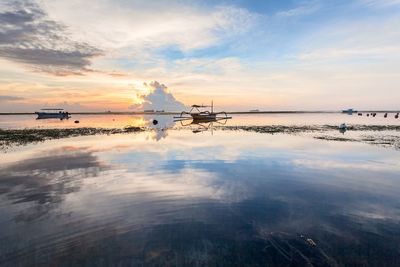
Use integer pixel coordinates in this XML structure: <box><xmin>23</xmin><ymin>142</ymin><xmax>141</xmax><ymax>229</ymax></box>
<box><xmin>173</xmin><ymin>101</ymin><xmax>231</xmax><ymax>133</ymax></box>
<box><xmin>174</xmin><ymin>101</ymin><xmax>230</xmax><ymax>122</ymax></box>
<box><xmin>35</xmin><ymin>108</ymin><xmax>71</xmax><ymax>120</ymax></box>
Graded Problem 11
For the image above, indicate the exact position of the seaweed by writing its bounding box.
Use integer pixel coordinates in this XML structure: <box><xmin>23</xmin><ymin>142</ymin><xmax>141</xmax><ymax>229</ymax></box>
<box><xmin>0</xmin><ymin>127</ymin><xmax>144</xmax><ymax>150</ymax></box>
<box><xmin>1</xmin><ymin>124</ymin><xmax>400</xmax><ymax>151</ymax></box>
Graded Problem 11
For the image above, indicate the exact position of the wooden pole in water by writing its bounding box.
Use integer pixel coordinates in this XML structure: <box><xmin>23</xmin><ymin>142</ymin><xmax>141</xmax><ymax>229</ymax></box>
<box><xmin>211</xmin><ymin>100</ymin><xmax>214</xmax><ymax>113</ymax></box>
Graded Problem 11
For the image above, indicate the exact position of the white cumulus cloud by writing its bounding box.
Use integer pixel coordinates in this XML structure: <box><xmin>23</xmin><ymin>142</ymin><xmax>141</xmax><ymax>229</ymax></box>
<box><xmin>131</xmin><ymin>81</ymin><xmax>186</xmax><ymax>112</ymax></box>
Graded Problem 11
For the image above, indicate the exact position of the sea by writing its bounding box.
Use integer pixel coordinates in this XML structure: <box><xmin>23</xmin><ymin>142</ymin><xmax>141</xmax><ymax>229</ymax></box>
<box><xmin>0</xmin><ymin>113</ymin><xmax>399</xmax><ymax>266</ymax></box>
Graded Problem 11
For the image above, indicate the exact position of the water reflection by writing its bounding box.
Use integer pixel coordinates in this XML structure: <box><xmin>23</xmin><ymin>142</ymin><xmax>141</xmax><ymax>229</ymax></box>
<box><xmin>146</xmin><ymin>115</ymin><xmax>175</xmax><ymax>141</ymax></box>
<box><xmin>2</xmin><ymin>113</ymin><xmax>399</xmax><ymax>130</ymax></box>
<box><xmin>0</xmin><ymin>146</ymin><xmax>106</xmax><ymax>222</ymax></box>
<box><xmin>0</xmin><ymin>132</ymin><xmax>400</xmax><ymax>266</ymax></box>
<box><xmin>146</xmin><ymin>115</ymin><xmax>231</xmax><ymax>136</ymax></box>
<box><xmin>175</xmin><ymin>117</ymin><xmax>231</xmax><ymax>134</ymax></box>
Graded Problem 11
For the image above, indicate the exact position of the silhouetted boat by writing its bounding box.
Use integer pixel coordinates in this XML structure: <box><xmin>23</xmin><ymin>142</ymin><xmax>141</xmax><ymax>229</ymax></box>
<box><xmin>174</xmin><ymin>101</ymin><xmax>230</xmax><ymax>122</ymax></box>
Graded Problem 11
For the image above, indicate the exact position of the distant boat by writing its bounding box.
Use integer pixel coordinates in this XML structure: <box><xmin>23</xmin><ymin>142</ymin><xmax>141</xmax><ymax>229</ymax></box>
<box><xmin>144</xmin><ymin>109</ymin><xmax>155</xmax><ymax>113</ymax></box>
<box><xmin>250</xmin><ymin>109</ymin><xmax>260</xmax><ymax>112</ymax></box>
<box><xmin>342</xmin><ymin>108</ymin><xmax>357</xmax><ymax>114</ymax></box>
<box><xmin>35</xmin><ymin>108</ymin><xmax>70</xmax><ymax>120</ymax></box>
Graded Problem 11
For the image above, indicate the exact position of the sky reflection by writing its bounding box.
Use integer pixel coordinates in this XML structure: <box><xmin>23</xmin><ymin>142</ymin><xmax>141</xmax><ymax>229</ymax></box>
<box><xmin>0</xmin><ymin>131</ymin><xmax>400</xmax><ymax>266</ymax></box>
<box><xmin>1</xmin><ymin>113</ymin><xmax>399</xmax><ymax>130</ymax></box>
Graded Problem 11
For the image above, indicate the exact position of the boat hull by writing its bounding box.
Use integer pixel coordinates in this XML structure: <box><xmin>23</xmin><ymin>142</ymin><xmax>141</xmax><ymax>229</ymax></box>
<box><xmin>191</xmin><ymin>113</ymin><xmax>217</xmax><ymax>120</ymax></box>
<box><xmin>36</xmin><ymin>112</ymin><xmax>70</xmax><ymax>119</ymax></box>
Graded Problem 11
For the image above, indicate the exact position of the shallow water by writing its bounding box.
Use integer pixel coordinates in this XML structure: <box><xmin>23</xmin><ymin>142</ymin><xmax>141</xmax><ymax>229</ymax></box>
<box><xmin>1</xmin><ymin>112</ymin><xmax>399</xmax><ymax>129</ymax></box>
<box><xmin>1</xmin><ymin>115</ymin><xmax>400</xmax><ymax>266</ymax></box>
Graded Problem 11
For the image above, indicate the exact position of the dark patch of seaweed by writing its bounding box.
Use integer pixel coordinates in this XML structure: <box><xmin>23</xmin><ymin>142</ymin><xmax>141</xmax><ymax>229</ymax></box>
<box><xmin>314</xmin><ymin>136</ymin><xmax>356</xmax><ymax>142</ymax></box>
<box><xmin>218</xmin><ymin>125</ymin><xmax>400</xmax><ymax>150</ymax></box>
<box><xmin>1</xmin><ymin>124</ymin><xmax>400</xmax><ymax>151</ymax></box>
<box><xmin>219</xmin><ymin>125</ymin><xmax>400</xmax><ymax>133</ymax></box>
<box><xmin>0</xmin><ymin>127</ymin><xmax>144</xmax><ymax>151</ymax></box>
<box><xmin>314</xmin><ymin>134</ymin><xmax>400</xmax><ymax>150</ymax></box>
<box><xmin>219</xmin><ymin>125</ymin><xmax>328</xmax><ymax>134</ymax></box>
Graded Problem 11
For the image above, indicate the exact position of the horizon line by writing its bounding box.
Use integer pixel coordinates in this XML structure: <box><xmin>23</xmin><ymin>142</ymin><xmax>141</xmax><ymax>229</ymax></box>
<box><xmin>1</xmin><ymin>110</ymin><xmax>400</xmax><ymax>115</ymax></box>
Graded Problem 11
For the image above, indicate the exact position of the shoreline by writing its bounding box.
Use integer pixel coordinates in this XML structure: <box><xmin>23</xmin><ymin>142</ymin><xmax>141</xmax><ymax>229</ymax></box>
<box><xmin>1</xmin><ymin>110</ymin><xmax>400</xmax><ymax>116</ymax></box>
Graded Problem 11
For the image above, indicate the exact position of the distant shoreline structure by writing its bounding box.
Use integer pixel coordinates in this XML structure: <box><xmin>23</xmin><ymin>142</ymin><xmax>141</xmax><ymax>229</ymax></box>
<box><xmin>1</xmin><ymin>110</ymin><xmax>400</xmax><ymax>115</ymax></box>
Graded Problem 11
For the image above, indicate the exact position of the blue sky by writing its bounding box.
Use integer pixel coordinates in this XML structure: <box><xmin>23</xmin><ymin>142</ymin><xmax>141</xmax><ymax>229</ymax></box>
<box><xmin>0</xmin><ymin>0</ymin><xmax>399</xmax><ymax>111</ymax></box>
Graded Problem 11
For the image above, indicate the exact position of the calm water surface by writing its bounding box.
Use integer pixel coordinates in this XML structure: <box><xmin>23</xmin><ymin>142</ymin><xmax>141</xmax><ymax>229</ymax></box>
<box><xmin>1</xmin><ymin>115</ymin><xmax>400</xmax><ymax>266</ymax></box>
<box><xmin>1</xmin><ymin>112</ymin><xmax>399</xmax><ymax>129</ymax></box>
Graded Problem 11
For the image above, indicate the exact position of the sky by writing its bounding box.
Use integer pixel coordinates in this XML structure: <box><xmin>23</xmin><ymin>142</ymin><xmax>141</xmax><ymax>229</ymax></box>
<box><xmin>0</xmin><ymin>0</ymin><xmax>399</xmax><ymax>112</ymax></box>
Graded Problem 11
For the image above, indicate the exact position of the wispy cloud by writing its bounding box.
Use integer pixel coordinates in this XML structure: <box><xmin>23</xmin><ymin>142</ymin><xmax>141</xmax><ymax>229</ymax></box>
<box><xmin>0</xmin><ymin>95</ymin><xmax>24</xmax><ymax>101</ymax></box>
<box><xmin>360</xmin><ymin>0</ymin><xmax>400</xmax><ymax>8</ymax></box>
<box><xmin>41</xmin><ymin>1</ymin><xmax>258</xmax><ymax>52</ymax></box>
<box><xmin>276</xmin><ymin>2</ymin><xmax>320</xmax><ymax>17</ymax></box>
<box><xmin>0</xmin><ymin>0</ymin><xmax>102</xmax><ymax>76</ymax></box>
<box><xmin>299</xmin><ymin>46</ymin><xmax>400</xmax><ymax>61</ymax></box>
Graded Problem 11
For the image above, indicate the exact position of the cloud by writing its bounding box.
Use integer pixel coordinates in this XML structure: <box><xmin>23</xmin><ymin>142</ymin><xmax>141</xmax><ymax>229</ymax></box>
<box><xmin>40</xmin><ymin>1</ymin><xmax>258</xmax><ymax>52</ymax></box>
<box><xmin>0</xmin><ymin>95</ymin><xmax>24</xmax><ymax>102</ymax></box>
<box><xmin>0</xmin><ymin>0</ymin><xmax>102</xmax><ymax>76</ymax></box>
<box><xmin>360</xmin><ymin>0</ymin><xmax>400</xmax><ymax>8</ymax></box>
<box><xmin>131</xmin><ymin>81</ymin><xmax>186</xmax><ymax>112</ymax></box>
<box><xmin>0</xmin><ymin>96</ymin><xmax>86</xmax><ymax>112</ymax></box>
<box><xmin>295</xmin><ymin>12</ymin><xmax>400</xmax><ymax>62</ymax></box>
<box><xmin>298</xmin><ymin>46</ymin><xmax>400</xmax><ymax>61</ymax></box>
<box><xmin>0</xmin><ymin>1</ymin><xmax>257</xmax><ymax>77</ymax></box>
<box><xmin>276</xmin><ymin>3</ymin><xmax>320</xmax><ymax>17</ymax></box>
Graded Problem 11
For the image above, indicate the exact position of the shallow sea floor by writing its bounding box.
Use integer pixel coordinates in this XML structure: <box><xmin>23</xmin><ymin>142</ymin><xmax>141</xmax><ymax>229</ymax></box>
<box><xmin>1</xmin><ymin>127</ymin><xmax>400</xmax><ymax>267</ymax></box>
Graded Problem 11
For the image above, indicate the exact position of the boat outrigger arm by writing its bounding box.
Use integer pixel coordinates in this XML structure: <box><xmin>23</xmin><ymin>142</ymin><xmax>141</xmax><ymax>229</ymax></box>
<box><xmin>174</xmin><ymin>101</ymin><xmax>231</xmax><ymax>122</ymax></box>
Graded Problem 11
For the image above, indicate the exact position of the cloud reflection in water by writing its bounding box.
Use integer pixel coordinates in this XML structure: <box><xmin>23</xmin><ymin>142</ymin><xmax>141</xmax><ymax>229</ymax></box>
<box><xmin>0</xmin><ymin>132</ymin><xmax>400</xmax><ymax>266</ymax></box>
<box><xmin>0</xmin><ymin>146</ymin><xmax>106</xmax><ymax>222</ymax></box>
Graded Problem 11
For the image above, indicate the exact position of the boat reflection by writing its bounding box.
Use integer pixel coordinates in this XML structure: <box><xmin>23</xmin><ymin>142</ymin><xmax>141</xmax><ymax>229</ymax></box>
<box><xmin>175</xmin><ymin>117</ymin><xmax>231</xmax><ymax>134</ymax></box>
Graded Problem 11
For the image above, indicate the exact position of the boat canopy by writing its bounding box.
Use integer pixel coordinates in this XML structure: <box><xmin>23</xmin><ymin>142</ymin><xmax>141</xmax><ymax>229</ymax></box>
<box><xmin>191</xmin><ymin>105</ymin><xmax>210</xmax><ymax>108</ymax></box>
<box><xmin>40</xmin><ymin>108</ymin><xmax>65</xmax><ymax>111</ymax></box>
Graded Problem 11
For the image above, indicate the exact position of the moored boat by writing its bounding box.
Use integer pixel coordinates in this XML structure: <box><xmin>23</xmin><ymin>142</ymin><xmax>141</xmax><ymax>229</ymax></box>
<box><xmin>342</xmin><ymin>108</ymin><xmax>357</xmax><ymax>114</ymax></box>
<box><xmin>35</xmin><ymin>108</ymin><xmax>71</xmax><ymax>120</ymax></box>
<box><xmin>174</xmin><ymin>101</ymin><xmax>230</xmax><ymax>123</ymax></box>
